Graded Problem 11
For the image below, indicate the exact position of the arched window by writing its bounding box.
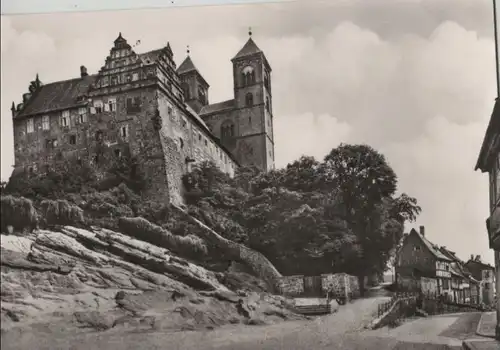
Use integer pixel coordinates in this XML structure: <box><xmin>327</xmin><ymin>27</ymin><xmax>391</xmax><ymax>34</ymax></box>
<box><xmin>264</xmin><ymin>72</ymin><xmax>270</xmax><ymax>90</ymax></box>
<box><xmin>198</xmin><ymin>87</ymin><xmax>206</xmax><ymax>105</ymax></box>
<box><xmin>241</xmin><ymin>66</ymin><xmax>254</xmax><ymax>87</ymax></box>
<box><xmin>220</xmin><ymin>120</ymin><xmax>235</xmax><ymax>140</ymax></box>
<box><xmin>245</xmin><ymin>93</ymin><xmax>253</xmax><ymax>107</ymax></box>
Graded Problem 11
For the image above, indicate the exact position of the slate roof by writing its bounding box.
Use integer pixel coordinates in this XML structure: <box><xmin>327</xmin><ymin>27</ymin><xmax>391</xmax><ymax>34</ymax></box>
<box><xmin>232</xmin><ymin>37</ymin><xmax>263</xmax><ymax>60</ymax></box>
<box><xmin>16</xmin><ymin>75</ymin><xmax>97</xmax><ymax>118</ymax></box>
<box><xmin>139</xmin><ymin>49</ymin><xmax>163</xmax><ymax>64</ymax></box>
<box><xmin>410</xmin><ymin>228</ymin><xmax>452</xmax><ymax>261</ymax></box>
<box><xmin>177</xmin><ymin>56</ymin><xmax>198</xmax><ymax>75</ymax></box>
<box><xmin>199</xmin><ymin>99</ymin><xmax>235</xmax><ymax>116</ymax></box>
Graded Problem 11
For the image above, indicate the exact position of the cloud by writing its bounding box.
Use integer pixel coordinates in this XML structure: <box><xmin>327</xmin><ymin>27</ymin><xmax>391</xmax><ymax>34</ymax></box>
<box><xmin>0</xmin><ymin>0</ymin><xmax>496</xmax><ymax>264</ymax></box>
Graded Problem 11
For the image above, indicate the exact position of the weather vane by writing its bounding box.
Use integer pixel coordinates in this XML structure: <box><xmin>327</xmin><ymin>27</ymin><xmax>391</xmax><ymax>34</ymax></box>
<box><xmin>249</xmin><ymin>27</ymin><xmax>252</xmax><ymax>37</ymax></box>
<box><xmin>187</xmin><ymin>45</ymin><xmax>190</xmax><ymax>55</ymax></box>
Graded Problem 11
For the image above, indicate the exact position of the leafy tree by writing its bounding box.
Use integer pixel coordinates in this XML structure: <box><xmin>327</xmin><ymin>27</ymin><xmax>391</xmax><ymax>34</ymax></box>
<box><xmin>322</xmin><ymin>144</ymin><xmax>421</xmax><ymax>294</ymax></box>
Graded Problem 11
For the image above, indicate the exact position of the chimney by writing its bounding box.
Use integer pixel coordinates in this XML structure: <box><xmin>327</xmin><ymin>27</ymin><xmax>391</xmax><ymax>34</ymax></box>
<box><xmin>471</xmin><ymin>254</ymin><xmax>474</xmax><ymax>261</ymax></box>
<box><xmin>475</xmin><ymin>255</ymin><xmax>481</xmax><ymax>262</ymax></box>
<box><xmin>80</xmin><ymin>65</ymin><xmax>88</xmax><ymax>77</ymax></box>
<box><xmin>419</xmin><ymin>226</ymin><xmax>425</xmax><ymax>236</ymax></box>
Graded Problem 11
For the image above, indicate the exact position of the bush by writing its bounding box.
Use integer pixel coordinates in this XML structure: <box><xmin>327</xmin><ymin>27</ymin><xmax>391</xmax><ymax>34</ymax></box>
<box><xmin>0</xmin><ymin>195</ymin><xmax>38</xmax><ymax>233</ymax></box>
<box><xmin>118</xmin><ymin>217</ymin><xmax>208</xmax><ymax>258</ymax></box>
<box><xmin>40</xmin><ymin>199</ymin><xmax>85</xmax><ymax>227</ymax></box>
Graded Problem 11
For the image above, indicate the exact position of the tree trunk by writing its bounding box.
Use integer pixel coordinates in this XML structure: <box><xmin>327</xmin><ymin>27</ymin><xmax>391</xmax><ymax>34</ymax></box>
<box><xmin>171</xmin><ymin>204</ymin><xmax>283</xmax><ymax>293</ymax></box>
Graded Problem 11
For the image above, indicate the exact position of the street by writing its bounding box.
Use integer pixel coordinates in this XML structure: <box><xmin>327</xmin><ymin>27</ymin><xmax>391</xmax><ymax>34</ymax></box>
<box><xmin>5</xmin><ymin>295</ymin><xmax>490</xmax><ymax>350</ymax></box>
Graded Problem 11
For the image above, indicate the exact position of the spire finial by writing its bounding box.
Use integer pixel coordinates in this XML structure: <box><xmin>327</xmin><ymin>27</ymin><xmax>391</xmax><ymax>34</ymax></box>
<box><xmin>187</xmin><ymin>45</ymin><xmax>190</xmax><ymax>55</ymax></box>
<box><xmin>249</xmin><ymin>27</ymin><xmax>252</xmax><ymax>37</ymax></box>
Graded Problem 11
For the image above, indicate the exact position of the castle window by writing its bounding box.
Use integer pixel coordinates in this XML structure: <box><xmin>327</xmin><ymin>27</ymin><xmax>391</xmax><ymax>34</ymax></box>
<box><xmin>132</xmin><ymin>72</ymin><xmax>139</xmax><ymax>81</ymax></box>
<box><xmin>107</xmin><ymin>98</ymin><xmax>117</xmax><ymax>112</ymax></box>
<box><xmin>198</xmin><ymin>87</ymin><xmax>206</xmax><ymax>105</ymax></box>
<box><xmin>69</xmin><ymin>135</ymin><xmax>77</xmax><ymax>145</ymax></box>
<box><xmin>111</xmin><ymin>76</ymin><xmax>119</xmax><ymax>85</ymax></box>
<box><xmin>245</xmin><ymin>93</ymin><xmax>253</xmax><ymax>107</ymax></box>
<box><xmin>94</xmin><ymin>100</ymin><xmax>103</xmax><ymax>114</ymax></box>
<box><xmin>204</xmin><ymin>138</ymin><xmax>208</xmax><ymax>146</ymax></box>
<box><xmin>120</xmin><ymin>125</ymin><xmax>129</xmax><ymax>141</ymax></box>
<box><xmin>60</xmin><ymin>112</ymin><xmax>69</xmax><ymax>128</ymax></box>
<box><xmin>126</xmin><ymin>97</ymin><xmax>141</xmax><ymax>114</ymax></box>
<box><xmin>42</xmin><ymin>115</ymin><xmax>50</xmax><ymax>130</ymax></box>
<box><xmin>125</xmin><ymin>74</ymin><xmax>132</xmax><ymax>83</ymax></box>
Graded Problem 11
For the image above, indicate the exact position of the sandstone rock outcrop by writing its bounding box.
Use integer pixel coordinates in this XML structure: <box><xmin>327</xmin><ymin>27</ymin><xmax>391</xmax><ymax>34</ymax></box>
<box><xmin>0</xmin><ymin>225</ymin><xmax>301</xmax><ymax>337</ymax></box>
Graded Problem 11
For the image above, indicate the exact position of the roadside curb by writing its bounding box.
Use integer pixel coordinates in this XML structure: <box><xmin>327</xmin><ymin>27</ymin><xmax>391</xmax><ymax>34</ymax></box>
<box><xmin>475</xmin><ymin>312</ymin><xmax>496</xmax><ymax>339</ymax></box>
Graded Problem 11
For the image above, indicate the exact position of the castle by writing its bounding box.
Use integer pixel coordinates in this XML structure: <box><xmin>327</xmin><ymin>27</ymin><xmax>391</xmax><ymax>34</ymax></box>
<box><xmin>10</xmin><ymin>31</ymin><xmax>275</xmax><ymax>204</ymax></box>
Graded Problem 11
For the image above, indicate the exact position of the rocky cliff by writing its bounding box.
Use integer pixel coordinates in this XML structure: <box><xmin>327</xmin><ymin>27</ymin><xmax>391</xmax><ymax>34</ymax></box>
<box><xmin>0</xmin><ymin>225</ymin><xmax>303</xmax><ymax>342</ymax></box>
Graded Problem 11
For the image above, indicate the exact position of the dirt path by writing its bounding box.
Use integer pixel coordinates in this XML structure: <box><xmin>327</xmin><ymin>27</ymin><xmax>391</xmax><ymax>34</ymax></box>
<box><xmin>2</xmin><ymin>296</ymin><xmax>390</xmax><ymax>350</ymax></box>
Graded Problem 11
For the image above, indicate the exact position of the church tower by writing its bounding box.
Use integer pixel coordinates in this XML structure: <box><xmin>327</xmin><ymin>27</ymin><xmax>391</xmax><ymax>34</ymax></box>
<box><xmin>230</xmin><ymin>29</ymin><xmax>275</xmax><ymax>171</ymax></box>
<box><xmin>177</xmin><ymin>47</ymin><xmax>209</xmax><ymax>114</ymax></box>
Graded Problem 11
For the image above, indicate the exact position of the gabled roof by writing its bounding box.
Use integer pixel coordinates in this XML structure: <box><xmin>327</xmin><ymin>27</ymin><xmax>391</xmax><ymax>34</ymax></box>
<box><xmin>232</xmin><ymin>37</ymin><xmax>262</xmax><ymax>60</ymax></box>
<box><xmin>16</xmin><ymin>75</ymin><xmax>97</xmax><ymax>118</ymax></box>
<box><xmin>199</xmin><ymin>99</ymin><xmax>235</xmax><ymax>116</ymax></box>
<box><xmin>409</xmin><ymin>228</ymin><xmax>452</xmax><ymax>261</ymax></box>
<box><xmin>177</xmin><ymin>56</ymin><xmax>198</xmax><ymax>75</ymax></box>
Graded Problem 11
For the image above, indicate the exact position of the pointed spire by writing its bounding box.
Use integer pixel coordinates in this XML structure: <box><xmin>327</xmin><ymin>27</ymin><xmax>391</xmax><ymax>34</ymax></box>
<box><xmin>165</xmin><ymin>42</ymin><xmax>173</xmax><ymax>56</ymax></box>
<box><xmin>187</xmin><ymin>45</ymin><xmax>190</xmax><ymax>56</ymax></box>
<box><xmin>35</xmin><ymin>73</ymin><xmax>41</xmax><ymax>88</ymax></box>
<box><xmin>11</xmin><ymin>101</ymin><xmax>15</xmax><ymax>111</ymax></box>
<box><xmin>249</xmin><ymin>27</ymin><xmax>252</xmax><ymax>37</ymax></box>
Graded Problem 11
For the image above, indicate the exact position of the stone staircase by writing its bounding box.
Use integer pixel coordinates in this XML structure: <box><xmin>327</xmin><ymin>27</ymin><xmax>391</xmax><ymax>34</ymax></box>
<box><xmin>293</xmin><ymin>298</ymin><xmax>333</xmax><ymax>315</ymax></box>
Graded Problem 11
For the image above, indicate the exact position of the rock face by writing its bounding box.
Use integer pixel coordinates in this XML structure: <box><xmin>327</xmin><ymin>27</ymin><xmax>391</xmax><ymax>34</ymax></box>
<box><xmin>0</xmin><ymin>226</ymin><xmax>302</xmax><ymax>338</ymax></box>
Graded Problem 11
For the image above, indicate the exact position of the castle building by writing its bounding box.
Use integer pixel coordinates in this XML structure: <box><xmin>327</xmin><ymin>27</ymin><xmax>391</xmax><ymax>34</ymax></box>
<box><xmin>10</xmin><ymin>32</ymin><xmax>275</xmax><ymax>204</ymax></box>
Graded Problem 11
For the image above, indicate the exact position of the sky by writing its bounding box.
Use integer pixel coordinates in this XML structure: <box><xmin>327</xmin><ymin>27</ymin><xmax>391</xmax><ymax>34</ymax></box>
<box><xmin>1</xmin><ymin>0</ymin><xmax>497</xmax><ymax>265</ymax></box>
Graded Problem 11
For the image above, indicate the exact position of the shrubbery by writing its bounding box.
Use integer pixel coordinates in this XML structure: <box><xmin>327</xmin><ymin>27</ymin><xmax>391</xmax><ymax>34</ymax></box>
<box><xmin>118</xmin><ymin>217</ymin><xmax>208</xmax><ymax>258</ymax></box>
<box><xmin>0</xmin><ymin>195</ymin><xmax>38</xmax><ymax>233</ymax></box>
<box><xmin>40</xmin><ymin>199</ymin><xmax>85</xmax><ymax>227</ymax></box>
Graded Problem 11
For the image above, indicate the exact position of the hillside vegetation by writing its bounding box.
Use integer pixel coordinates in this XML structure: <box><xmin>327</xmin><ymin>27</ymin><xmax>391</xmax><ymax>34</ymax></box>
<box><xmin>0</xmin><ymin>143</ymin><xmax>422</xmax><ymax>342</ymax></box>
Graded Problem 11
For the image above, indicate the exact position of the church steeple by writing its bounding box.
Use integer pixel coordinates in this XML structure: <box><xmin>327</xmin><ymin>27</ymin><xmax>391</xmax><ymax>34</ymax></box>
<box><xmin>177</xmin><ymin>47</ymin><xmax>210</xmax><ymax>113</ymax></box>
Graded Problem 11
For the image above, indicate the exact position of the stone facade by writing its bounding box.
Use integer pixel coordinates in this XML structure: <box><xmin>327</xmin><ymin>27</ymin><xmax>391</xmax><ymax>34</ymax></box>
<box><xmin>278</xmin><ymin>273</ymin><xmax>360</xmax><ymax>299</ymax></box>
<box><xmin>10</xmin><ymin>33</ymin><xmax>274</xmax><ymax>204</ymax></box>
<box><xmin>277</xmin><ymin>275</ymin><xmax>304</xmax><ymax>296</ymax></box>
